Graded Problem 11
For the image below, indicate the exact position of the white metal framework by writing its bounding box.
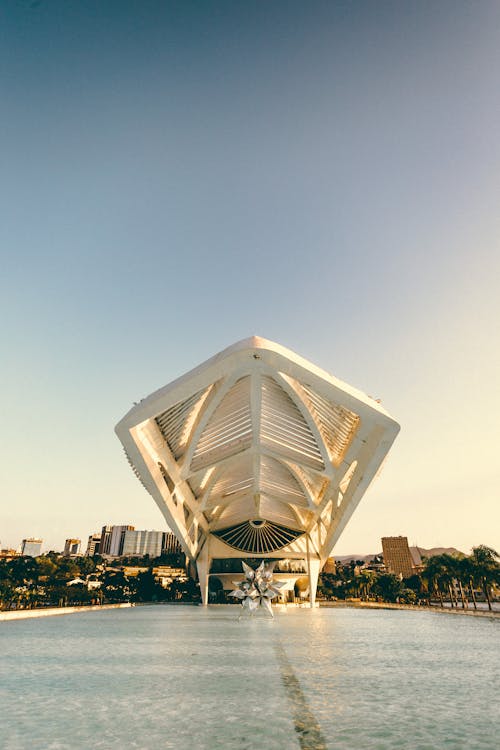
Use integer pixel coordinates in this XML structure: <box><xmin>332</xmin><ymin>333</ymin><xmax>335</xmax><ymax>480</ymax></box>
<box><xmin>115</xmin><ymin>337</ymin><xmax>400</xmax><ymax>605</ymax></box>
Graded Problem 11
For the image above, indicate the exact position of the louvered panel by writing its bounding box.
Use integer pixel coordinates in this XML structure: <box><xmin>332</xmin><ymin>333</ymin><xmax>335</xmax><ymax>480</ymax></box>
<box><xmin>284</xmin><ymin>376</ymin><xmax>360</xmax><ymax>464</ymax></box>
<box><xmin>191</xmin><ymin>377</ymin><xmax>252</xmax><ymax>471</ymax></box>
<box><xmin>155</xmin><ymin>385</ymin><xmax>214</xmax><ymax>459</ymax></box>
<box><xmin>287</xmin><ymin>462</ymin><xmax>326</xmax><ymax>501</ymax></box>
<box><xmin>259</xmin><ymin>495</ymin><xmax>299</xmax><ymax>527</ymax></box>
<box><xmin>259</xmin><ymin>455</ymin><xmax>307</xmax><ymax>505</ymax></box>
<box><xmin>209</xmin><ymin>455</ymin><xmax>254</xmax><ymax>501</ymax></box>
<box><xmin>260</xmin><ymin>376</ymin><xmax>324</xmax><ymax>470</ymax></box>
<box><xmin>215</xmin><ymin>495</ymin><xmax>255</xmax><ymax>526</ymax></box>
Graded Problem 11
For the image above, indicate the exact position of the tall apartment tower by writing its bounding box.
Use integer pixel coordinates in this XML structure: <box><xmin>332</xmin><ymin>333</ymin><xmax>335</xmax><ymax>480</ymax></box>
<box><xmin>99</xmin><ymin>526</ymin><xmax>113</xmax><ymax>556</ymax></box>
<box><xmin>86</xmin><ymin>533</ymin><xmax>102</xmax><ymax>556</ymax></box>
<box><xmin>21</xmin><ymin>538</ymin><xmax>43</xmax><ymax>557</ymax></box>
<box><xmin>63</xmin><ymin>538</ymin><xmax>81</xmax><ymax>556</ymax></box>
<box><xmin>108</xmin><ymin>525</ymin><xmax>135</xmax><ymax>557</ymax></box>
<box><xmin>381</xmin><ymin>536</ymin><xmax>415</xmax><ymax>578</ymax></box>
<box><xmin>118</xmin><ymin>530</ymin><xmax>183</xmax><ymax>558</ymax></box>
<box><xmin>121</xmin><ymin>529</ymin><xmax>164</xmax><ymax>558</ymax></box>
<box><xmin>162</xmin><ymin>532</ymin><xmax>183</xmax><ymax>556</ymax></box>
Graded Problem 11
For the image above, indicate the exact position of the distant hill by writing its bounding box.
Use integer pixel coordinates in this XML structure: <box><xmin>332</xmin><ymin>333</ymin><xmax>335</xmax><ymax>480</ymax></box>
<box><xmin>411</xmin><ymin>546</ymin><xmax>465</xmax><ymax>561</ymax></box>
<box><xmin>334</xmin><ymin>553</ymin><xmax>380</xmax><ymax>563</ymax></box>
<box><xmin>334</xmin><ymin>546</ymin><xmax>465</xmax><ymax>564</ymax></box>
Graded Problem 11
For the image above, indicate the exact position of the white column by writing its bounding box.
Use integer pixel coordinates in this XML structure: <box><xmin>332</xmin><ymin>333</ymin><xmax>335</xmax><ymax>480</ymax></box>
<box><xmin>196</xmin><ymin>543</ymin><xmax>211</xmax><ymax>606</ymax></box>
<box><xmin>308</xmin><ymin>557</ymin><xmax>321</xmax><ymax>608</ymax></box>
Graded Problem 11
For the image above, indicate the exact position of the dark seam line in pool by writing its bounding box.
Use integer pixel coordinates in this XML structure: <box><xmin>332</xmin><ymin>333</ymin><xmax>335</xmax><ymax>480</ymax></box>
<box><xmin>274</xmin><ymin>640</ymin><xmax>328</xmax><ymax>750</ymax></box>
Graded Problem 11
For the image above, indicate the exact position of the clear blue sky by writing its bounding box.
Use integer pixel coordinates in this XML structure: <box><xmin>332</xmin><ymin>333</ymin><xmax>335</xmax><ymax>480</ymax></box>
<box><xmin>1</xmin><ymin>1</ymin><xmax>499</xmax><ymax>554</ymax></box>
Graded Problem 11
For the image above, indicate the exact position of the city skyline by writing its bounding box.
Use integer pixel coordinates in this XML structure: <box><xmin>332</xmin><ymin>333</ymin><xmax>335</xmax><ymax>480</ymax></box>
<box><xmin>1</xmin><ymin>2</ymin><xmax>499</xmax><ymax>555</ymax></box>
<box><xmin>1</xmin><ymin>523</ymin><xmax>467</xmax><ymax>562</ymax></box>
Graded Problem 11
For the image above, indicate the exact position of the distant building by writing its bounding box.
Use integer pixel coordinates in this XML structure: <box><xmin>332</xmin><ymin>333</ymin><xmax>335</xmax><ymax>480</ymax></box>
<box><xmin>21</xmin><ymin>538</ymin><xmax>43</xmax><ymax>557</ymax></box>
<box><xmin>162</xmin><ymin>532</ymin><xmax>182</xmax><ymax>556</ymax></box>
<box><xmin>63</xmin><ymin>538</ymin><xmax>81</xmax><ymax>556</ymax></box>
<box><xmin>153</xmin><ymin>566</ymin><xmax>187</xmax><ymax>587</ymax></box>
<box><xmin>0</xmin><ymin>548</ymin><xmax>18</xmax><ymax>560</ymax></box>
<box><xmin>381</xmin><ymin>536</ymin><xmax>415</xmax><ymax>578</ymax></box>
<box><xmin>121</xmin><ymin>530</ymin><xmax>183</xmax><ymax>558</ymax></box>
<box><xmin>364</xmin><ymin>555</ymin><xmax>386</xmax><ymax>573</ymax></box>
<box><xmin>87</xmin><ymin>526</ymin><xmax>181</xmax><ymax>558</ymax></box>
<box><xmin>409</xmin><ymin>546</ymin><xmax>424</xmax><ymax>573</ymax></box>
<box><xmin>96</xmin><ymin>525</ymin><xmax>136</xmax><ymax>557</ymax></box>
<box><xmin>86</xmin><ymin>533</ymin><xmax>101</xmax><ymax>556</ymax></box>
<box><xmin>108</xmin><ymin>525</ymin><xmax>135</xmax><ymax>557</ymax></box>
<box><xmin>99</xmin><ymin>526</ymin><xmax>113</xmax><ymax>556</ymax></box>
<box><xmin>122</xmin><ymin>529</ymin><xmax>164</xmax><ymax>558</ymax></box>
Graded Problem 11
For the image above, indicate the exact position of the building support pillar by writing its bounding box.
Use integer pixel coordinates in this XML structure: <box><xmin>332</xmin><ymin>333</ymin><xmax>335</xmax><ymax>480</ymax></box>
<box><xmin>196</xmin><ymin>543</ymin><xmax>211</xmax><ymax>606</ymax></box>
<box><xmin>308</xmin><ymin>556</ymin><xmax>321</xmax><ymax>608</ymax></box>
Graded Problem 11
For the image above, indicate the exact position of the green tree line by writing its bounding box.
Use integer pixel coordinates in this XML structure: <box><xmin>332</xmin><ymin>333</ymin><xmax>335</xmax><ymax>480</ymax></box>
<box><xmin>317</xmin><ymin>545</ymin><xmax>500</xmax><ymax>610</ymax></box>
<box><xmin>0</xmin><ymin>552</ymin><xmax>198</xmax><ymax>610</ymax></box>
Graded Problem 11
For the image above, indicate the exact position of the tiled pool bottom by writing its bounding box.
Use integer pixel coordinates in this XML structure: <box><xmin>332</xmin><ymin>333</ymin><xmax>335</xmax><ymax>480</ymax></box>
<box><xmin>0</xmin><ymin>605</ymin><xmax>498</xmax><ymax>749</ymax></box>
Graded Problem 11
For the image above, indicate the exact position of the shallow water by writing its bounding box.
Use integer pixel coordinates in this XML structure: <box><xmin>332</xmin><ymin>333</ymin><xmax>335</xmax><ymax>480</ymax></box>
<box><xmin>0</xmin><ymin>606</ymin><xmax>498</xmax><ymax>749</ymax></box>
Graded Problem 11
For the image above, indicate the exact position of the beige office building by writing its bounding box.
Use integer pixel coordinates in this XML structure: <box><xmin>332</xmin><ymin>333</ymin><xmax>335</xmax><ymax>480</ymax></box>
<box><xmin>382</xmin><ymin>536</ymin><xmax>414</xmax><ymax>578</ymax></box>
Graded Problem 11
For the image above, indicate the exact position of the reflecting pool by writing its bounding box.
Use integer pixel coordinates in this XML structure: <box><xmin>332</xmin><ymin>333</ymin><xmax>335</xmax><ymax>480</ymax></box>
<box><xmin>1</xmin><ymin>606</ymin><xmax>498</xmax><ymax>749</ymax></box>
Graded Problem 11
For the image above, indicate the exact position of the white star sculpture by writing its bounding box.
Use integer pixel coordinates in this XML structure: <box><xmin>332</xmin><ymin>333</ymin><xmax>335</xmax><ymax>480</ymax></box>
<box><xmin>229</xmin><ymin>561</ymin><xmax>285</xmax><ymax>616</ymax></box>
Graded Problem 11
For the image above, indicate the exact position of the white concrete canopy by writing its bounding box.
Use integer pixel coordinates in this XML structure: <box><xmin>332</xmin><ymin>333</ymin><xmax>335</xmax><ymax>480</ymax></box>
<box><xmin>115</xmin><ymin>336</ymin><xmax>400</xmax><ymax>605</ymax></box>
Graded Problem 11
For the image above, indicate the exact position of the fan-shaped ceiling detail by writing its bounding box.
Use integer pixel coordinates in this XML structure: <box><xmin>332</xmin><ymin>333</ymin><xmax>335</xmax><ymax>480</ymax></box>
<box><xmin>213</xmin><ymin>520</ymin><xmax>303</xmax><ymax>553</ymax></box>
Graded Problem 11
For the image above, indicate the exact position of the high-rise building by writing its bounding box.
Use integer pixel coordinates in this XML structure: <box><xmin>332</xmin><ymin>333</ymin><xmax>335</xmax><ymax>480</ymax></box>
<box><xmin>63</xmin><ymin>538</ymin><xmax>81</xmax><ymax>556</ymax></box>
<box><xmin>381</xmin><ymin>536</ymin><xmax>415</xmax><ymax>578</ymax></box>
<box><xmin>99</xmin><ymin>526</ymin><xmax>113</xmax><ymax>556</ymax></box>
<box><xmin>86</xmin><ymin>533</ymin><xmax>101</xmax><ymax>556</ymax></box>
<box><xmin>122</xmin><ymin>529</ymin><xmax>165</xmax><ymax>558</ymax></box>
<box><xmin>120</xmin><ymin>530</ymin><xmax>183</xmax><ymax>558</ymax></box>
<box><xmin>108</xmin><ymin>525</ymin><xmax>135</xmax><ymax>557</ymax></box>
<box><xmin>21</xmin><ymin>538</ymin><xmax>43</xmax><ymax>557</ymax></box>
<box><xmin>162</xmin><ymin>532</ymin><xmax>182</xmax><ymax>556</ymax></box>
<box><xmin>94</xmin><ymin>524</ymin><xmax>136</xmax><ymax>557</ymax></box>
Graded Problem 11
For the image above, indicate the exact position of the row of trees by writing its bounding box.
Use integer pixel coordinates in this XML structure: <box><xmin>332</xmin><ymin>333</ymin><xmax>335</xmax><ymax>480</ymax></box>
<box><xmin>317</xmin><ymin>545</ymin><xmax>500</xmax><ymax>610</ymax></box>
<box><xmin>2</xmin><ymin>545</ymin><xmax>498</xmax><ymax>610</ymax></box>
<box><xmin>0</xmin><ymin>552</ymin><xmax>198</xmax><ymax>610</ymax></box>
<box><xmin>423</xmin><ymin>546</ymin><xmax>499</xmax><ymax>610</ymax></box>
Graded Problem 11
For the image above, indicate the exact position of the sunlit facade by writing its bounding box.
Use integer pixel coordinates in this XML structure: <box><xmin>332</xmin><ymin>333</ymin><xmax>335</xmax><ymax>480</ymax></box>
<box><xmin>115</xmin><ymin>337</ymin><xmax>400</xmax><ymax>604</ymax></box>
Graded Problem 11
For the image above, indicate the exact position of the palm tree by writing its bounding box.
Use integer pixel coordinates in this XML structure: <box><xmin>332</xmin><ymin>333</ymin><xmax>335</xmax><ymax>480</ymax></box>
<box><xmin>422</xmin><ymin>555</ymin><xmax>446</xmax><ymax>607</ymax></box>
<box><xmin>470</xmin><ymin>546</ymin><xmax>500</xmax><ymax>611</ymax></box>
<box><xmin>439</xmin><ymin>553</ymin><xmax>463</xmax><ymax>608</ymax></box>
<box><xmin>357</xmin><ymin>570</ymin><xmax>375</xmax><ymax>601</ymax></box>
<box><xmin>459</xmin><ymin>556</ymin><xmax>477</xmax><ymax>609</ymax></box>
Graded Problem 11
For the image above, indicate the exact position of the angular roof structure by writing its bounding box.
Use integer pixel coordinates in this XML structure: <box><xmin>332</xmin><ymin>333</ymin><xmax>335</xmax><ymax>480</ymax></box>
<box><xmin>115</xmin><ymin>336</ymin><xmax>400</xmax><ymax>604</ymax></box>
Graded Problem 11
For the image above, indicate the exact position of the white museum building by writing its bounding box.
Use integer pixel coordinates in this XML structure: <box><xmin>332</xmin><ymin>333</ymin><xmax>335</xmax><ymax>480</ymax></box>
<box><xmin>115</xmin><ymin>337</ymin><xmax>399</xmax><ymax>605</ymax></box>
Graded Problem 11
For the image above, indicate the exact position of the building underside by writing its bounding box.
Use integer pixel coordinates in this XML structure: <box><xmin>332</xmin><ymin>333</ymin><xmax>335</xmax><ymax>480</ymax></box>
<box><xmin>115</xmin><ymin>337</ymin><xmax>400</xmax><ymax>605</ymax></box>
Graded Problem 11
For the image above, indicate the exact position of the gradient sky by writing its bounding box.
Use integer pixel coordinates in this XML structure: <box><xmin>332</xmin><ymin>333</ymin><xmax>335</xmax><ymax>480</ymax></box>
<box><xmin>1</xmin><ymin>1</ymin><xmax>499</xmax><ymax>555</ymax></box>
